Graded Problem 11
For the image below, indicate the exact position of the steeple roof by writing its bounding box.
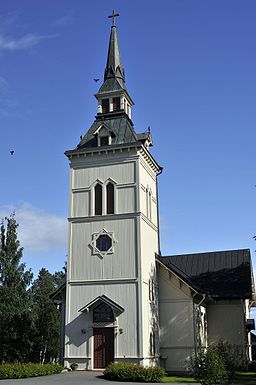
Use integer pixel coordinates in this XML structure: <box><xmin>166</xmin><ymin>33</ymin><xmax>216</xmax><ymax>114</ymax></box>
<box><xmin>105</xmin><ymin>24</ymin><xmax>124</xmax><ymax>82</ymax></box>
<box><xmin>66</xmin><ymin>13</ymin><xmax>153</xmax><ymax>153</ymax></box>
<box><xmin>97</xmin><ymin>19</ymin><xmax>128</xmax><ymax>95</ymax></box>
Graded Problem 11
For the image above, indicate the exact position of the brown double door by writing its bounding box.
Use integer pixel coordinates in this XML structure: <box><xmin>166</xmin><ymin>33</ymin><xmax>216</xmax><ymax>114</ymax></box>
<box><xmin>93</xmin><ymin>328</ymin><xmax>114</xmax><ymax>369</ymax></box>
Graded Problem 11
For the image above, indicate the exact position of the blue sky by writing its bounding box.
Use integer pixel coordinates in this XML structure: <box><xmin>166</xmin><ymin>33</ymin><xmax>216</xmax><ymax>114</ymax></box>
<box><xmin>0</xmin><ymin>0</ymin><xmax>255</xmax><ymax>317</ymax></box>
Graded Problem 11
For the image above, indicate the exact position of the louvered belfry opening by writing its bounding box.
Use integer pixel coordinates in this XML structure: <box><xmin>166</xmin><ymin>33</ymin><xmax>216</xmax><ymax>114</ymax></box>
<box><xmin>95</xmin><ymin>184</ymin><xmax>103</xmax><ymax>215</ymax></box>
<box><xmin>100</xmin><ymin>136</ymin><xmax>109</xmax><ymax>146</ymax></box>
<box><xmin>107</xmin><ymin>183</ymin><xmax>114</xmax><ymax>214</ymax></box>
<box><xmin>113</xmin><ymin>97</ymin><xmax>120</xmax><ymax>112</ymax></box>
<box><xmin>102</xmin><ymin>98</ymin><xmax>110</xmax><ymax>113</ymax></box>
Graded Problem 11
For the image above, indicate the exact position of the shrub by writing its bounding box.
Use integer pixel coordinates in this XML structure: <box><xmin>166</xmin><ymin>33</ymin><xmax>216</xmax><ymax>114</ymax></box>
<box><xmin>104</xmin><ymin>362</ymin><xmax>165</xmax><ymax>382</ymax></box>
<box><xmin>190</xmin><ymin>347</ymin><xmax>228</xmax><ymax>385</ymax></box>
<box><xmin>0</xmin><ymin>363</ymin><xmax>63</xmax><ymax>379</ymax></box>
<box><xmin>190</xmin><ymin>341</ymin><xmax>248</xmax><ymax>385</ymax></box>
<box><xmin>215</xmin><ymin>340</ymin><xmax>247</xmax><ymax>380</ymax></box>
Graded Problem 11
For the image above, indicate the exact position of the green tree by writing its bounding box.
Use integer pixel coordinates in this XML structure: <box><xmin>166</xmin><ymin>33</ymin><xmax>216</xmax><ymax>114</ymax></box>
<box><xmin>31</xmin><ymin>268</ymin><xmax>60</xmax><ymax>363</ymax></box>
<box><xmin>52</xmin><ymin>262</ymin><xmax>66</xmax><ymax>288</ymax></box>
<box><xmin>0</xmin><ymin>214</ymin><xmax>33</xmax><ymax>363</ymax></box>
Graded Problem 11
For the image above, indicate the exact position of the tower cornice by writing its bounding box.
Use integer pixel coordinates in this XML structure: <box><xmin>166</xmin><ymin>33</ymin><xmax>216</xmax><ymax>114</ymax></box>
<box><xmin>65</xmin><ymin>142</ymin><xmax>162</xmax><ymax>173</ymax></box>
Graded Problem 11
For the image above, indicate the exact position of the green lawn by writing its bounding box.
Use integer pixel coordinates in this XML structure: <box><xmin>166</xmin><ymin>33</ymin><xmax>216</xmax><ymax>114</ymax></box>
<box><xmin>231</xmin><ymin>372</ymin><xmax>256</xmax><ymax>384</ymax></box>
<box><xmin>161</xmin><ymin>376</ymin><xmax>197</xmax><ymax>383</ymax></box>
<box><xmin>161</xmin><ymin>372</ymin><xmax>256</xmax><ymax>384</ymax></box>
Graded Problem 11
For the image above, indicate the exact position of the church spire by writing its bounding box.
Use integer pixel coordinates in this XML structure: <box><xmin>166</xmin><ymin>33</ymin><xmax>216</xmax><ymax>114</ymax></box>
<box><xmin>95</xmin><ymin>11</ymin><xmax>133</xmax><ymax>119</ymax></box>
<box><xmin>104</xmin><ymin>11</ymin><xmax>124</xmax><ymax>82</ymax></box>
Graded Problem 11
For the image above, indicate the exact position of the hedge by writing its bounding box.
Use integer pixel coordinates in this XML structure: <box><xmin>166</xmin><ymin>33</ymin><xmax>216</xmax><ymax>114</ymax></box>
<box><xmin>104</xmin><ymin>362</ymin><xmax>166</xmax><ymax>382</ymax></box>
<box><xmin>0</xmin><ymin>363</ymin><xmax>63</xmax><ymax>379</ymax></box>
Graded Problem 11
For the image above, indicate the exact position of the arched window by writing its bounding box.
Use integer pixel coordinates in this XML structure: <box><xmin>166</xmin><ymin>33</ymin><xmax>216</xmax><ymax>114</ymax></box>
<box><xmin>106</xmin><ymin>183</ymin><xmax>114</xmax><ymax>214</ymax></box>
<box><xmin>146</xmin><ymin>187</ymin><xmax>152</xmax><ymax>220</ymax></box>
<box><xmin>95</xmin><ymin>184</ymin><xmax>102</xmax><ymax>215</ymax></box>
<box><xmin>93</xmin><ymin>303</ymin><xmax>114</xmax><ymax>322</ymax></box>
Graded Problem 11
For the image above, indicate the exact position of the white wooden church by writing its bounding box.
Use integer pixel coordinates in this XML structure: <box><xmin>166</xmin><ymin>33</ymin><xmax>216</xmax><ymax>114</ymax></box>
<box><xmin>53</xmin><ymin>13</ymin><xmax>255</xmax><ymax>373</ymax></box>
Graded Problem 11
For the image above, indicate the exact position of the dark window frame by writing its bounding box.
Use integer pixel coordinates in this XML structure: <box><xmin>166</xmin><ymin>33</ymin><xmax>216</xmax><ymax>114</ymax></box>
<box><xmin>113</xmin><ymin>97</ymin><xmax>120</xmax><ymax>112</ymax></box>
<box><xmin>102</xmin><ymin>99</ymin><xmax>110</xmax><ymax>114</ymax></box>
<box><xmin>100</xmin><ymin>136</ymin><xmax>109</xmax><ymax>146</ymax></box>
<box><xmin>94</xmin><ymin>184</ymin><xmax>102</xmax><ymax>215</ymax></box>
<box><xmin>93</xmin><ymin>302</ymin><xmax>114</xmax><ymax>323</ymax></box>
<box><xmin>106</xmin><ymin>183</ymin><xmax>115</xmax><ymax>214</ymax></box>
<box><xmin>96</xmin><ymin>234</ymin><xmax>112</xmax><ymax>252</ymax></box>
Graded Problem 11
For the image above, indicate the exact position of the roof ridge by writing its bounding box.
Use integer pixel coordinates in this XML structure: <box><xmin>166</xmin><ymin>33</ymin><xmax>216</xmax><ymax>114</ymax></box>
<box><xmin>163</xmin><ymin>248</ymin><xmax>250</xmax><ymax>258</ymax></box>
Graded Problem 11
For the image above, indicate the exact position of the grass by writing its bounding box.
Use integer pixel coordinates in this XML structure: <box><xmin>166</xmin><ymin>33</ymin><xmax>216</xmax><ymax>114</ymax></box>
<box><xmin>231</xmin><ymin>371</ymin><xmax>256</xmax><ymax>384</ymax></box>
<box><xmin>161</xmin><ymin>376</ymin><xmax>197</xmax><ymax>383</ymax></box>
<box><xmin>161</xmin><ymin>372</ymin><xmax>256</xmax><ymax>384</ymax></box>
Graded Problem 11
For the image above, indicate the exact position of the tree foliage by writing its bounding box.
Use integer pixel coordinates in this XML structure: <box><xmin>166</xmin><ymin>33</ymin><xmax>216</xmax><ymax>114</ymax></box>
<box><xmin>0</xmin><ymin>214</ymin><xmax>33</xmax><ymax>362</ymax></box>
<box><xmin>0</xmin><ymin>213</ymin><xmax>65</xmax><ymax>364</ymax></box>
<box><xmin>30</xmin><ymin>268</ymin><xmax>61</xmax><ymax>363</ymax></box>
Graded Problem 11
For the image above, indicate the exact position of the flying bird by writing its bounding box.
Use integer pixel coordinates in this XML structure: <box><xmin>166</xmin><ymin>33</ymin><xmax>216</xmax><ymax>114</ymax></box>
<box><xmin>94</xmin><ymin>78</ymin><xmax>99</xmax><ymax>82</ymax></box>
<box><xmin>10</xmin><ymin>150</ymin><xmax>14</xmax><ymax>155</ymax></box>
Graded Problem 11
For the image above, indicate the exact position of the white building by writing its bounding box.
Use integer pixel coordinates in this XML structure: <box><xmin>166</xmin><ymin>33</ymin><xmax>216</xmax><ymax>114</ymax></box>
<box><xmin>54</xmin><ymin>13</ymin><xmax>255</xmax><ymax>373</ymax></box>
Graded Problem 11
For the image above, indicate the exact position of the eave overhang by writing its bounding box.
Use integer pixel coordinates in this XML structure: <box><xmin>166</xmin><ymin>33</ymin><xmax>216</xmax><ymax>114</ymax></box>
<box><xmin>79</xmin><ymin>295</ymin><xmax>124</xmax><ymax>315</ymax></box>
<box><xmin>156</xmin><ymin>256</ymin><xmax>202</xmax><ymax>296</ymax></box>
<box><xmin>65</xmin><ymin>142</ymin><xmax>162</xmax><ymax>173</ymax></box>
<box><xmin>50</xmin><ymin>280</ymin><xmax>66</xmax><ymax>301</ymax></box>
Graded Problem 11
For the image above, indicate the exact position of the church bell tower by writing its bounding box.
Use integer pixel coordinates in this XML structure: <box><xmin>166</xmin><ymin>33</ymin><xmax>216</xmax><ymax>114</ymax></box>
<box><xmin>64</xmin><ymin>12</ymin><xmax>162</xmax><ymax>370</ymax></box>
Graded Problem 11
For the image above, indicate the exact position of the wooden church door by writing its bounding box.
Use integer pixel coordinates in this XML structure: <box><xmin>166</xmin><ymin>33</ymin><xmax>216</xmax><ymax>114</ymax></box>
<box><xmin>93</xmin><ymin>328</ymin><xmax>114</xmax><ymax>368</ymax></box>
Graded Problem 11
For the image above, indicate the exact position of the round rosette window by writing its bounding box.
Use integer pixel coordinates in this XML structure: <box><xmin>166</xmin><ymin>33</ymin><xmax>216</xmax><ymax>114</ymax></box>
<box><xmin>96</xmin><ymin>234</ymin><xmax>112</xmax><ymax>252</ymax></box>
<box><xmin>90</xmin><ymin>229</ymin><xmax>117</xmax><ymax>258</ymax></box>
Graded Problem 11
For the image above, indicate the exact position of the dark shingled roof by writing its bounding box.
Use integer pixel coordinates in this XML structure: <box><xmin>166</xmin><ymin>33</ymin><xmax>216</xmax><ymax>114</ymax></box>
<box><xmin>158</xmin><ymin>249</ymin><xmax>253</xmax><ymax>299</ymax></box>
<box><xmin>66</xmin><ymin>22</ymin><xmax>151</xmax><ymax>152</ymax></box>
<box><xmin>104</xmin><ymin>25</ymin><xmax>124</xmax><ymax>82</ymax></box>
<box><xmin>77</xmin><ymin>113</ymin><xmax>138</xmax><ymax>149</ymax></box>
<box><xmin>97</xmin><ymin>23</ymin><xmax>128</xmax><ymax>96</ymax></box>
<box><xmin>98</xmin><ymin>77</ymin><xmax>128</xmax><ymax>94</ymax></box>
<box><xmin>76</xmin><ymin>113</ymin><xmax>152</xmax><ymax>149</ymax></box>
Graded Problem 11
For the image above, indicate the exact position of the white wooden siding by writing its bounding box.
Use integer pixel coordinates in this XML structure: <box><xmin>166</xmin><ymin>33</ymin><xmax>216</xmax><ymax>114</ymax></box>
<box><xmin>70</xmin><ymin>218</ymin><xmax>137</xmax><ymax>281</ymax></box>
<box><xmin>117</xmin><ymin>186</ymin><xmax>136</xmax><ymax>213</ymax></box>
<box><xmin>66</xmin><ymin>282</ymin><xmax>138</xmax><ymax>359</ymax></box>
<box><xmin>158</xmin><ymin>265</ymin><xmax>195</xmax><ymax>371</ymax></box>
<box><xmin>73</xmin><ymin>162</ymin><xmax>136</xmax><ymax>189</ymax></box>
<box><xmin>138</xmin><ymin>159</ymin><xmax>158</xmax><ymax>226</ymax></box>
<box><xmin>72</xmin><ymin>191</ymin><xmax>90</xmax><ymax>217</ymax></box>
<box><xmin>207</xmin><ymin>301</ymin><xmax>246</xmax><ymax>348</ymax></box>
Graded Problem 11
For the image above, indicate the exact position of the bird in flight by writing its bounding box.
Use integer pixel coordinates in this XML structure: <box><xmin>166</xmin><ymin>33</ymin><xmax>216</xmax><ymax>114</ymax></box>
<box><xmin>10</xmin><ymin>150</ymin><xmax>14</xmax><ymax>155</ymax></box>
<box><xmin>94</xmin><ymin>79</ymin><xmax>99</xmax><ymax>82</ymax></box>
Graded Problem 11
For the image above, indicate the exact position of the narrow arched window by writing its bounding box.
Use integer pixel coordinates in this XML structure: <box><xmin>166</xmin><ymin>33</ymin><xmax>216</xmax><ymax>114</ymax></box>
<box><xmin>95</xmin><ymin>184</ymin><xmax>102</xmax><ymax>215</ymax></box>
<box><xmin>149</xmin><ymin>190</ymin><xmax>152</xmax><ymax>220</ymax></box>
<box><xmin>106</xmin><ymin>183</ymin><xmax>114</xmax><ymax>214</ymax></box>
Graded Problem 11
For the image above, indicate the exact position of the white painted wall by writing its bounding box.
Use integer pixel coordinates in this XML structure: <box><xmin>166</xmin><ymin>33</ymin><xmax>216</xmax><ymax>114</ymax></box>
<box><xmin>65</xmin><ymin>282</ymin><xmax>139</xmax><ymax>369</ymax></box>
<box><xmin>65</xmin><ymin>146</ymin><xmax>160</xmax><ymax>368</ymax></box>
<box><xmin>137</xmin><ymin>154</ymin><xmax>160</xmax><ymax>363</ymax></box>
<box><xmin>69</xmin><ymin>218</ymin><xmax>137</xmax><ymax>281</ymax></box>
<box><xmin>158</xmin><ymin>265</ymin><xmax>195</xmax><ymax>372</ymax></box>
<box><xmin>72</xmin><ymin>160</ymin><xmax>136</xmax><ymax>189</ymax></box>
<box><xmin>207</xmin><ymin>300</ymin><xmax>247</xmax><ymax>357</ymax></box>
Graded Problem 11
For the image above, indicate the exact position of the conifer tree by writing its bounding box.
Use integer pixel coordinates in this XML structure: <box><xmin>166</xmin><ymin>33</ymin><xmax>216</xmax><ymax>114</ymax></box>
<box><xmin>31</xmin><ymin>268</ymin><xmax>60</xmax><ymax>363</ymax></box>
<box><xmin>0</xmin><ymin>214</ymin><xmax>33</xmax><ymax>362</ymax></box>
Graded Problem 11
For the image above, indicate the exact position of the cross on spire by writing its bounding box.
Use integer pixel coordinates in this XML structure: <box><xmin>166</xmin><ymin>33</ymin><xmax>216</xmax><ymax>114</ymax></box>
<box><xmin>108</xmin><ymin>10</ymin><xmax>119</xmax><ymax>27</ymax></box>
